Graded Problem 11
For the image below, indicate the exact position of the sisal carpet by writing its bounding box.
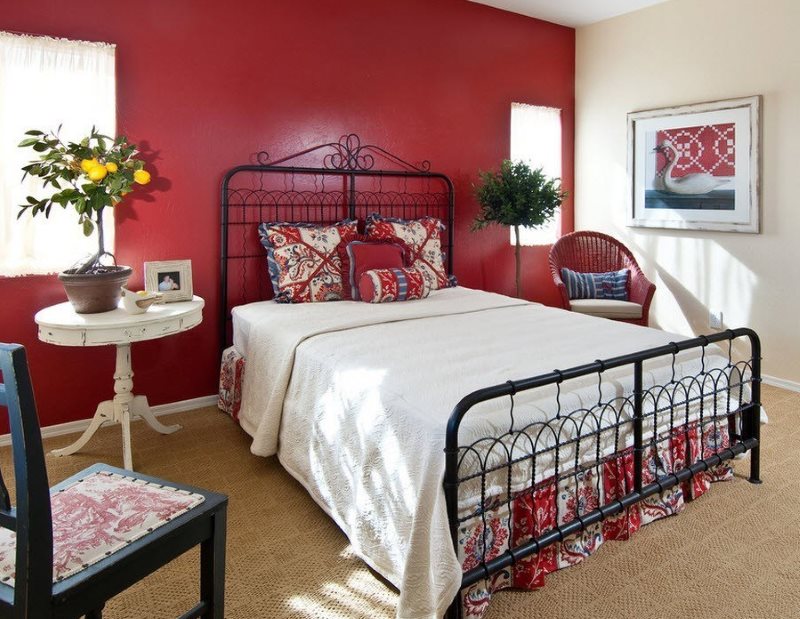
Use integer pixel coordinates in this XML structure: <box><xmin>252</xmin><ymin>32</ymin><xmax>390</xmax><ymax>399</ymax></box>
<box><xmin>2</xmin><ymin>384</ymin><xmax>798</xmax><ymax>618</ymax></box>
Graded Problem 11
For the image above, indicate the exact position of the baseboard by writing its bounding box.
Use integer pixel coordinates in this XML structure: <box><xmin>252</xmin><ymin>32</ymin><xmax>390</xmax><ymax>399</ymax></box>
<box><xmin>0</xmin><ymin>394</ymin><xmax>218</xmax><ymax>447</ymax></box>
<box><xmin>762</xmin><ymin>374</ymin><xmax>800</xmax><ymax>394</ymax></box>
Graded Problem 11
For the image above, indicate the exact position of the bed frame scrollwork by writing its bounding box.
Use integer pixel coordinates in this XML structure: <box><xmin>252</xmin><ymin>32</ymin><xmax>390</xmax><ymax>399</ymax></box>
<box><xmin>444</xmin><ymin>329</ymin><xmax>761</xmax><ymax>618</ymax></box>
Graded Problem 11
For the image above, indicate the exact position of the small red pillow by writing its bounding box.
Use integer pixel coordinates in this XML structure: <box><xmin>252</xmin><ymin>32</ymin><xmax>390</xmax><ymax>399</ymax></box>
<box><xmin>365</xmin><ymin>214</ymin><xmax>448</xmax><ymax>290</ymax></box>
<box><xmin>359</xmin><ymin>267</ymin><xmax>431</xmax><ymax>303</ymax></box>
<box><xmin>343</xmin><ymin>241</ymin><xmax>406</xmax><ymax>301</ymax></box>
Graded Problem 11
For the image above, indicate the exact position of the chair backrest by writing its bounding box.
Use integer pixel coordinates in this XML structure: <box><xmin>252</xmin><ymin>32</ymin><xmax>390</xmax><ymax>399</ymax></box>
<box><xmin>549</xmin><ymin>230</ymin><xmax>642</xmax><ymax>276</ymax></box>
<box><xmin>0</xmin><ymin>344</ymin><xmax>53</xmax><ymax>614</ymax></box>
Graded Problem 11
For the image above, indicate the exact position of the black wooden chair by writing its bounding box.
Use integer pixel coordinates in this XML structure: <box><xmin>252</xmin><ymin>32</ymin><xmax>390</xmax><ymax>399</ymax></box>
<box><xmin>0</xmin><ymin>343</ymin><xmax>228</xmax><ymax>618</ymax></box>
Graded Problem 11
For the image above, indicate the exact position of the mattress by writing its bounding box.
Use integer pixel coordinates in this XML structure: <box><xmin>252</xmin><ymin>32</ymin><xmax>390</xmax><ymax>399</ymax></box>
<box><xmin>231</xmin><ymin>287</ymin><xmax>747</xmax><ymax>619</ymax></box>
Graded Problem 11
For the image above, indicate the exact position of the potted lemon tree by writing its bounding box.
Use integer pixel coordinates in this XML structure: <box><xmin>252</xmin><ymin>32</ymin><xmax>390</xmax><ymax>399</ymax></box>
<box><xmin>473</xmin><ymin>160</ymin><xmax>567</xmax><ymax>298</ymax></box>
<box><xmin>19</xmin><ymin>127</ymin><xmax>152</xmax><ymax>313</ymax></box>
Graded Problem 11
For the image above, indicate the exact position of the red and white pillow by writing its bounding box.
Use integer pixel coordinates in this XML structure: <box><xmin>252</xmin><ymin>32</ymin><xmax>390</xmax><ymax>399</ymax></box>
<box><xmin>359</xmin><ymin>267</ymin><xmax>431</xmax><ymax>303</ymax></box>
<box><xmin>340</xmin><ymin>239</ymin><xmax>408</xmax><ymax>301</ymax></box>
<box><xmin>365</xmin><ymin>214</ymin><xmax>449</xmax><ymax>290</ymax></box>
<box><xmin>258</xmin><ymin>220</ymin><xmax>358</xmax><ymax>303</ymax></box>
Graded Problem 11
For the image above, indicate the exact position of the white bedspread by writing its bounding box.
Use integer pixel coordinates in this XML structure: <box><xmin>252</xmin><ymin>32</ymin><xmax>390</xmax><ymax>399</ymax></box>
<box><xmin>233</xmin><ymin>287</ymin><xmax>746</xmax><ymax>619</ymax></box>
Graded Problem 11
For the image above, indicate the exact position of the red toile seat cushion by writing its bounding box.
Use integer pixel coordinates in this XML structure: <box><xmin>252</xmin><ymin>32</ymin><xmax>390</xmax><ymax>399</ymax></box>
<box><xmin>0</xmin><ymin>470</ymin><xmax>205</xmax><ymax>585</ymax></box>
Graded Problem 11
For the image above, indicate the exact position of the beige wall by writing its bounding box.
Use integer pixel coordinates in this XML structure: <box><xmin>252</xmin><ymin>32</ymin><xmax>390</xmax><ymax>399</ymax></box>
<box><xmin>575</xmin><ymin>0</ymin><xmax>800</xmax><ymax>384</ymax></box>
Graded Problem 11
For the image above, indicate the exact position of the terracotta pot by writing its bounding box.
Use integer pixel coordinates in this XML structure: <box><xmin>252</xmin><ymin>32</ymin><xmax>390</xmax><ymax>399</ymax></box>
<box><xmin>58</xmin><ymin>266</ymin><xmax>133</xmax><ymax>314</ymax></box>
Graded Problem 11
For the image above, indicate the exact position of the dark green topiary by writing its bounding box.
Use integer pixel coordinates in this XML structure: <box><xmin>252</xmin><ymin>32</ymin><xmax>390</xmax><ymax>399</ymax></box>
<box><xmin>473</xmin><ymin>160</ymin><xmax>567</xmax><ymax>297</ymax></box>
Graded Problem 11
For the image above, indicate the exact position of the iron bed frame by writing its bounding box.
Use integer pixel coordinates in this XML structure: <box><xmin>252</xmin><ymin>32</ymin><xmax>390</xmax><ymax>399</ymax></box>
<box><xmin>220</xmin><ymin>135</ymin><xmax>762</xmax><ymax>619</ymax></box>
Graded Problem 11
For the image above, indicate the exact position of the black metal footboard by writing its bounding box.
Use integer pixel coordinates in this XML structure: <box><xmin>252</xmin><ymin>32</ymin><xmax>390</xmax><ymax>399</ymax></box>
<box><xmin>443</xmin><ymin>328</ymin><xmax>761</xmax><ymax>619</ymax></box>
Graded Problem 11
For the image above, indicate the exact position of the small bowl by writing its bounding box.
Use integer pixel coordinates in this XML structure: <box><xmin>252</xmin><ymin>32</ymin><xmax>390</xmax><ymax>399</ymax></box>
<box><xmin>121</xmin><ymin>288</ymin><xmax>163</xmax><ymax>314</ymax></box>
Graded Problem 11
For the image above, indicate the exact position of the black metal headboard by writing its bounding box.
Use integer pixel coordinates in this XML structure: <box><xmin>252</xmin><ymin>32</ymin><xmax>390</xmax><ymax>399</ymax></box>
<box><xmin>220</xmin><ymin>134</ymin><xmax>455</xmax><ymax>349</ymax></box>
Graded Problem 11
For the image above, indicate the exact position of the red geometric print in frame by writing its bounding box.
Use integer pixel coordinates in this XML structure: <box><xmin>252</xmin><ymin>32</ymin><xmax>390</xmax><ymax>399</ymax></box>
<box><xmin>628</xmin><ymin>95</ymin><xmax>761</xmax><ymax>233</ymax></box>
<box><xmin>655</xmin><ymin>123</ymin><xmax>735</xmax><ymax>179</ymax></box>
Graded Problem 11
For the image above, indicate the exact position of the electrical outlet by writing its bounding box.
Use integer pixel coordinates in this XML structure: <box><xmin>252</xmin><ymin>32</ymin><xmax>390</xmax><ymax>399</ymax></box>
<box><xmin>709</xmin><ymin>310</ymin><xmax>723</xmax><ymax>330</ymax></box>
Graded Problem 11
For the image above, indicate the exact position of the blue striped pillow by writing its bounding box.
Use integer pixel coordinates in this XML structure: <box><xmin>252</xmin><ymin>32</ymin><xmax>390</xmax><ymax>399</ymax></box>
<box><xmin>561</xmin><ymin>267</ymin><xmax>630</xmax><ymax>301</ymax></box>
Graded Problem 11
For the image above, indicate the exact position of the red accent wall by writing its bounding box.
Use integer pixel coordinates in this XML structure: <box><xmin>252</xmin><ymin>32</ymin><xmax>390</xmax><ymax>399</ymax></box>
<box><xmin>0</xmin><ymin>0</ymin><xmax>574</xmax><ymax>429</ymax></box>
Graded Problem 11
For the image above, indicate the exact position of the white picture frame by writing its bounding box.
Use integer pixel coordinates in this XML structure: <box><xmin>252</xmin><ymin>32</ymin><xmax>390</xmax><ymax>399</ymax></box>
<box><xmin>144</xmin><ymin>260</ymin><xmax>193</xmax><ymax>302</ymax></box>
<box><xmin>627</xmin><ymin>95</ymin><xmax>761</xmax><ymax>233</ymax></box>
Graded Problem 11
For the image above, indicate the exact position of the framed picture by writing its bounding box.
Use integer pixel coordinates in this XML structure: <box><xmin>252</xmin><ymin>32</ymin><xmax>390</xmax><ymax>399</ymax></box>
<box><xmin>627</xmin><ymin>95</ymin><xmax>761</xmax><ymax>233</ymax></box>
<box><xmin>144</xmin><ymin>260</ymin><xmax>193</xmax><ymax>302</ymax></box>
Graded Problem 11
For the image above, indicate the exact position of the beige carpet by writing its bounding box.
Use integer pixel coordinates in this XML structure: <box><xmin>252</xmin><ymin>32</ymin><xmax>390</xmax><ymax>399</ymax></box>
<box><xmin>2</xmin><ymin>384</ymin><xmax>798</xmax><ymax>618</ymax></box>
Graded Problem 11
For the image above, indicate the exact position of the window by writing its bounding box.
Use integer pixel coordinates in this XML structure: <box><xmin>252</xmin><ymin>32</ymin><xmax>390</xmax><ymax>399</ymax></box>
<box><xmin>509</xmin><ymin>103</ymin><xmax>562</xmax><ymax>246</ymax></box>
<box><xmin>0</xmin><ymin>32</ymin><xmax>115</xmax><ymax>276</ymax></box>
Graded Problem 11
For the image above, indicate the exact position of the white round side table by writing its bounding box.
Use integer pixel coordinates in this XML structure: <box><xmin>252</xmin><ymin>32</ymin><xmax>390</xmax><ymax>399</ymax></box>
<box><xmin>34</xmin><ymin>296</ymin><xmax>204</xmax><ymax>470</ymax></box>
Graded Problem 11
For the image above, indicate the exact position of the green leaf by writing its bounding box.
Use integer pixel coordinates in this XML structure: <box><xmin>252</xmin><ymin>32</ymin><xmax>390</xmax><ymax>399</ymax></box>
<box><xmin>24</xmin><ymin>129</ymin><xmax>44</xmax><ymax>136</ymax></box>
<box><xmin>82</xmin><ymin>217</ymin><xmax>94</xmax><ymax>236</ymax></box>
<box><xmin>32</xmin><ymin>141</ymin><xmax>49</xmax><ymax>152</ymax></box>
<box><xmin>31</xmin><ymin>199</ymin><xmax>50</xmax><ymax>217</ymax></box>
<box><xmin>89</xmin><ymin>190</ymin><xmax>106</xmax><ymax>213</ymax></box>
<box><xmin>18</xmin><ymin>137</ymin><xmax>40</xmax><ymax>148</ymax></box>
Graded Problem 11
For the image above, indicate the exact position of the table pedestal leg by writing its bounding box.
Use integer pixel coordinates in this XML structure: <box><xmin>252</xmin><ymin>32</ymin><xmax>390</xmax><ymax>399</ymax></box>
<box><xmin>113</xmin><ymin>342</ymin><xmax>135</xmax><ymax>469</ymax></box>
<box><xmin>131</xmin><ymin>395</ymin><xmax>181</xmax><ymax>434</ymax></box>
<box><xmin>50</xmin><ymin>342</ymin><xmax>181</xmax><ymax>470</ymax></box>
<box><xmin>50</xmin><ymin>401</ymin><xmax>113</xmax><ymax>458</ymax></box>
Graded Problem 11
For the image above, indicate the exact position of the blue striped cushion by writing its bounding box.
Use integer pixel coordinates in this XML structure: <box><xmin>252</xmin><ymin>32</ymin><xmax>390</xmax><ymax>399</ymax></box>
<box><xmin>561</xmin><ymin>267</ymin><xmax>630</xmax><ymax>301</ymax></box>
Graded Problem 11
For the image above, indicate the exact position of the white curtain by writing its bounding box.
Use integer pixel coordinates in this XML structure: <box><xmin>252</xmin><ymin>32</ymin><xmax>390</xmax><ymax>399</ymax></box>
<box><xmin>509</xmin><ymin>103</ymin><xmax>562</xmax><ymax>246</ymax></box>
<box><xmin>0</xmin><ymin>31</ymin><xmax>115</xmax><ymax>276</ymax></box>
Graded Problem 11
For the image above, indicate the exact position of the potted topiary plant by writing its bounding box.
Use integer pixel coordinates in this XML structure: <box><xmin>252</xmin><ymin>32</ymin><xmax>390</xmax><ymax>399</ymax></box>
<box><xmin>473</xmin><ymin>159</ymin><xmax>567</xmax><ymax>298</ymax></box>
<box><xmin>18</xmin><ymin>127</ymin><xmax>152</xmax><ymax>313</ymax></box>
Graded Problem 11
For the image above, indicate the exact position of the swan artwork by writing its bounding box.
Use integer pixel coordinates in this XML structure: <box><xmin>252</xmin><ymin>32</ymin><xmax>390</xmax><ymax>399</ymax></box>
<box><xmin>653</xmin><ymin>140</ymin><xmax>728</xmax><ymax>195</ymax></box>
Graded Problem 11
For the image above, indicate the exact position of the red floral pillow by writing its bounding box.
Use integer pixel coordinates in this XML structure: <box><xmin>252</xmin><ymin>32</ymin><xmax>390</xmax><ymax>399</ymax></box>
<box><xmin>358</xmin><ymin>267</ymin><xmax>431</xmax><ymax>303</ymax></box>
<box><xmin>365</xmin><ymin>214</ymin><xmax>448</xmax><ymax>290</ymax></box>
<box><xmin>340</xmin><ymin>240</ymin><xmax>407</xmax><ymax>301</ymax></box>
<box><xmin>258</xmin><ymin>220</ymin><xmax>358</xmax><ymax>303</ymax></box>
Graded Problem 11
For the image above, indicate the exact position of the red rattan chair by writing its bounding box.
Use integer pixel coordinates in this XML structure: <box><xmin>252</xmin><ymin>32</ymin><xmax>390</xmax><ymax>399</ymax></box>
<box><xmin>549</xmin><ymin>231</ymin><xmax>655</xmax><ymax>326</ymax></box>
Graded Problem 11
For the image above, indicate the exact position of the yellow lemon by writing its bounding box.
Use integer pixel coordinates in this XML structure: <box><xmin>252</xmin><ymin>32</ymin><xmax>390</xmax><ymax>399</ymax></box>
<box><xmin>105</xmin><ymin>162</ymin><xmax>118</xmax><ymax>173</ymax></box>
<box><xmin>134</xmin><ymin>169</ymin><xmax>151</xmax><ymax>185</ymax></box>
<box><xmin>80</xmin><ymin>158</ymin><xmax>99</xmax><ymax>172</ymax></box>
<box><xmin>88</xmin><ymin>165</ymin><xmax>108</xmax><ymax>182</ymax></box>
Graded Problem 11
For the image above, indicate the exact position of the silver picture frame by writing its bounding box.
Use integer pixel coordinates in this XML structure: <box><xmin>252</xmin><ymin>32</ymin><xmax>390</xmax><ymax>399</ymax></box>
<box><xmin>627</xmin><ymin>95</ymin><xmax>761</xmax><ymax>233</ymax></box>
<box><xmin>144</xmin><ymin>259</ymin><xmax>193</xmax><ymax>302</ymax></box>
